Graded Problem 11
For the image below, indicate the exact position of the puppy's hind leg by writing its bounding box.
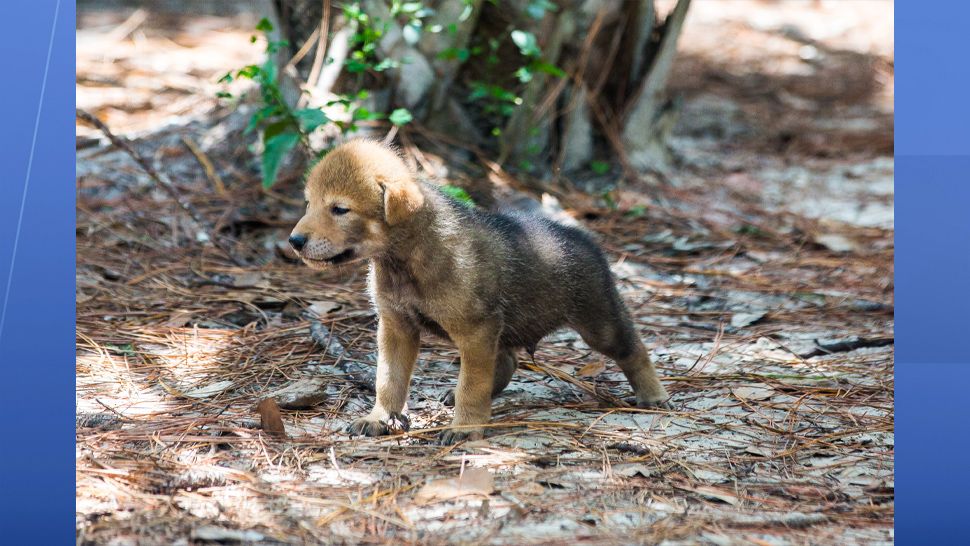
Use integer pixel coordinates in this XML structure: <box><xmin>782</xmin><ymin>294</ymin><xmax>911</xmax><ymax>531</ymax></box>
<box><xmin>347</xmin><ymin>312</ymin><xmax>420</xmax><ymax>437</ymax></box>
<box><xmin>574</xmin><ymin>319</ymin><xmax>670</xmax><ymax>409</ymax></box>
<box><xmin>491</xmin><ymin>347</ymin><xmax>518</xmax><ymax>398</ymax></box>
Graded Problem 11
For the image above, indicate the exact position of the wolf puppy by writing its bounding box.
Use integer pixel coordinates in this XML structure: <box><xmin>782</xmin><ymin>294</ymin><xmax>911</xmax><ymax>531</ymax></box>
<box><xmin>290</xmin><ymin>140</ymin><xmax>669</xmax><ymax>444</ymax></box>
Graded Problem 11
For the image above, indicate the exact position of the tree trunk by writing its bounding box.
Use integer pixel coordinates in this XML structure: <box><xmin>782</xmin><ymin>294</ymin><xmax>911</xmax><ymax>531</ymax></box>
<box><xmin>271</xmin><ymin>0</ymin><xmax>690</xmax><ymax>185</ymax></box>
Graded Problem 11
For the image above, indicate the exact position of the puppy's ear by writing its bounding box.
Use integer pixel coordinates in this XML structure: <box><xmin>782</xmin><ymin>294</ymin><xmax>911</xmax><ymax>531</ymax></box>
<box><xmin>379</xmin><ymin>177</ymin><xmax>424</xmax><ymax>225</ymax></box>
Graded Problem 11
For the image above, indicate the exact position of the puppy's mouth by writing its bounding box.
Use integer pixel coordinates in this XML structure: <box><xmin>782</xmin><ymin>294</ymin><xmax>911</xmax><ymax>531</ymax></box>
<box><xmin>301</xmin><ymin>248</ymin><xmax>357</xmax><ymax>266</ymax></box>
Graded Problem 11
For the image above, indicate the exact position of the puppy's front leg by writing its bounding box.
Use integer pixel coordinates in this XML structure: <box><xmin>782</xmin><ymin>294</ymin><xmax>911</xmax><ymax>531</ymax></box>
<box><xmin>440</xmin><ymin>324</ymin><xmax>499</xmax><ymax>444</ymax></box>
<box><xmin>347</xmin><ymin>312</ymin><xmax>419</xmax><ymax>437</ymax></box>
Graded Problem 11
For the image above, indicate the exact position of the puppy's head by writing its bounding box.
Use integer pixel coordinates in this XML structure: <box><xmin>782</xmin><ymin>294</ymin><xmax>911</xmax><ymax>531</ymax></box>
<box><xmin>289</xmin><ymin>140</ymin><xmax>424</xmax><ymax>269</ymax></box>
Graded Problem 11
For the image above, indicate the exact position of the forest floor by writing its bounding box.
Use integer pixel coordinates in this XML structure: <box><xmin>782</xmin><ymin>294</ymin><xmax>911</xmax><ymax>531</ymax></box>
<box><xmin>76</xmin><ymin>2</ymin><xmax>894</xmax><ymax>544</ymax></box>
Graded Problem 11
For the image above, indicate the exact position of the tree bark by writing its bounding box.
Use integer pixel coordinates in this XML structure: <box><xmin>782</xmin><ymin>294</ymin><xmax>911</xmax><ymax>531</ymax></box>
<box><xmin>271</xmin><ymin>0</ymin><xmax>691</xmax><ymax>185</ymax></box>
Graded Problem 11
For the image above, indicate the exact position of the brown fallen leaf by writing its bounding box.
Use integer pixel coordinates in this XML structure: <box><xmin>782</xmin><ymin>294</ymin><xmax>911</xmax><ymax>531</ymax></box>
<box><xmin>256</xmin><ymin>399</ymin><xmax>286</xmax><ymax>437</ymax></box>
<box><xmin>576</xmin><ymin>360</ymin><xmax>606</xmax><ymax>378</ymax></box>
<box><xmin>414</xmin><ymin>467</ymin><xmax>494</xmax><ymax>504</ymax></box>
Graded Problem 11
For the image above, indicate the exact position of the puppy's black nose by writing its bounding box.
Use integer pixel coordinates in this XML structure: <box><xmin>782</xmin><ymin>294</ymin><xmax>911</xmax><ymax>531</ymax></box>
<box><xmin>288</xmin><ymin>234</ymin><xmax>308</xmax><ymax>251</ymax></box>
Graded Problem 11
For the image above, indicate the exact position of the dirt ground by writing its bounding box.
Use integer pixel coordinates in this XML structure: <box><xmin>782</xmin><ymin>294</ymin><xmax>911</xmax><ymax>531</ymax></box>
<box><xmin>76</xmin><ymin>1</ymin><xmax>894</xmax><ymax>544</ymax></box>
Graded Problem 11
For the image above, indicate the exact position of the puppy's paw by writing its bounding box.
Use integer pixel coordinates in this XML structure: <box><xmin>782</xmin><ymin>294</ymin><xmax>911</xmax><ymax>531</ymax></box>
<box><xmin>346</xmin><ymin>412</ymin><xmax>410</xmax><ymax>437</ymax></box>
<box><xmin>628</xmin><ymin>396</ymin><xmax>673</xmax><ymax>410</ymax></box>
<box><xmin>346</xmin><ymin>417</ymin><xmax>388</xmax><ymax>437</ymax></box>
<box><xmin>438</xmin><ymin>427</ymin><xmax>484</xmax><ymax>445</ymax></box>
<box><xmin>439</xmin><ymin>389</ymin><xmax>456</xmax><ymax>407</ymax></box>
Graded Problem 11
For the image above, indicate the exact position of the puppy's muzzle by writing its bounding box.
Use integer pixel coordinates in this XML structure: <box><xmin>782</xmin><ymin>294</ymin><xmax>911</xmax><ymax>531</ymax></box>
<box><xmin>289</xmin><ymin>233</ymin><xmax>356</xmax><ymax>265</ymax></box>
<box><xmin>288</xmin><ymin>234</ymin><xmax>308</xmax><ymax>252</ymax></box>
<box><xmin>308</xmin><ymin>248</ymin><xmax>355</xmax><ymax>265</ymax></box>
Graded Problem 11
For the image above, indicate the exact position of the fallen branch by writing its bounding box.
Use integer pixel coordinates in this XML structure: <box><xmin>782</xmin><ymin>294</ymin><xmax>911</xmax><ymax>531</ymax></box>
<box><xmin>801</xmin><ymin>336</ymin><xmax>895</xmax><ymax>358</ymax></box>
<box><xmin>309</xmin><ymin>320</ymin><xmax>375</xmax><ymax>392</ymax></box>
<box><xmin>75</xmin><ymin>108</ymin><xmax>244</xmax><ymax>266</ymax></box>
<box><xmin>180</xmin><ymin>135</ymin><xmax>227</xmax><ymax>197</ymax></box>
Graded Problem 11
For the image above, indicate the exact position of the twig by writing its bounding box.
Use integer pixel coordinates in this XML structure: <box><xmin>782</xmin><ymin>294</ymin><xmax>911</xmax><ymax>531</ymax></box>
<box><xmin>300</xmin><ymin>0</ymin><xmax>332</xmax><ymax>108</ymax></box>
<box><xmin>309</xmin><ymin>320</ymin><xmax>375</xmax><ymax>392</ymax></box>
<box><xmin>802</xmin><ymin>337</ymin><xmax>894</xmax><ymax>359</ymax></box>
<box><xmin>76</xmin><ymin>108</ymin><xmax>244</xmax><ymax>266</ymax></box>
<box><xmin>287</xmin><ymin>27</ymin><xmax>320</xmax><ymax>69</ymax></box>
<box><xmin>524</xmin><ymin>353</ymin><xmax>630</xmax><ymax>408</ymax></box>
<box><xmin>180</xmin><ymin>135</ymin><xmax>227</xmax><ymax>197</ymax></box>
<box><xmin>105</xmin><ymin>8</ymin><xmax>147</xmax><ymax>42</ymax></box>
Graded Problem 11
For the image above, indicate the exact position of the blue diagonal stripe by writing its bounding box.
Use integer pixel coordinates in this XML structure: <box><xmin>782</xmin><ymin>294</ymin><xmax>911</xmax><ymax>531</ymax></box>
<box><xmin>0</xmin><ymin>0</ymin><xmax>60</xmax><ymax>347</ymax></box>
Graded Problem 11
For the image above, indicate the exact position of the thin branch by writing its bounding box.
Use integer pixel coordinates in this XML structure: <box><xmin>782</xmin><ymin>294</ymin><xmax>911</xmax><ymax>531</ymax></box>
<box><xmin>76</xmin><ymin>108</ymin><xmax>244</xmax><ymax>266</ymax></box>
<box><xmin>300</xmin><ymin>0</ymin><xmax>332</xmax><ymax>109</ymax></box>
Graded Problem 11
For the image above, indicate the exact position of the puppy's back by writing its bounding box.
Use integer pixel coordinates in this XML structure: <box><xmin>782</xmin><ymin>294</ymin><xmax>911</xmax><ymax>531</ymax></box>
<box><xmin>432</xmin><ymin>191</ymin><xmax>619</xmax><ymax>350</ymax></box>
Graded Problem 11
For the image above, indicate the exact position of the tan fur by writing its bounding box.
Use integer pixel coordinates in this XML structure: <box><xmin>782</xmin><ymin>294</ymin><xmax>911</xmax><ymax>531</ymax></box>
<box><xmin>290</xmin><ymin>139</ymin><xmax>669</xmax><ymax>444</ymax></box>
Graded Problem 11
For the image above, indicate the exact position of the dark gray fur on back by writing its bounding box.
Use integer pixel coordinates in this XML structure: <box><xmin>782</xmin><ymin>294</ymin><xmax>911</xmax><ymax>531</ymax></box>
<box><xmin>373</xmin><ymin>183</ymin><xmax>637</xmax><ymax>359</ymax></box>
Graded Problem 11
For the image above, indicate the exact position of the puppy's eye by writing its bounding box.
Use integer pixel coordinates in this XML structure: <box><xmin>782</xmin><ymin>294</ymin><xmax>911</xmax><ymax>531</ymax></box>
<box><xmin>331</xmin><ymin>205</ymin><xmax>350</xmax><ymax>215</ymax></box>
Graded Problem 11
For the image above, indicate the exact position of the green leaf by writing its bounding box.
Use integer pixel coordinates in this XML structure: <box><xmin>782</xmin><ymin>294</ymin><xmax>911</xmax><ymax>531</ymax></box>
<box><xmin>260</xmin><ymin>57</ymin><xmax>278</xmax><ymax>85</ymax></box>
<box><xmin>388</xmin><ymin>108</ymin><xmax>413</xmax><ymax>126</ymax></box>
<box><xmin>106</xmin><ymin>343</ymin><xmax>137</xmax><ymax>357</ymax></box>
<box><xmin>440</xmin><ymin>185</ymin><xmax>475</xmax><ymax>207</ymax></box>
<box><xmin>345</xmin><ymin>59</ymin><xmax>369</xmax><ymax>73</ymax></box>
<box><xmin>343</xmin><ymin>3</ymin><xmax>363</xmax><ymax>20</ymax></box>
<box><xmin>255</xmin><ymin>17</ymin><xmax>274</xmax><ymax>32</ymax></box>
<box><xmin>625</xmin><ymin>204</ymin><xmax>647</xmax><ymax>218</ymax></box>
<box><xmin>439</xmin><ymin>47</ymin><xmax>471</xmax><ymax>62</ymax></box>
<box><xmin>235</xmin><ymin>64</ymin><xmax>260</xmax><ymax>80</ymax></box>
<box><xmin>246</xmin><ymin>105</ymin><xmax>279</xmax><ymax>134</ymax></box>
<box><xmin>438</xmin><ymin>47</ymin><xmax>458</xmax><ymax>60</ymax></box>
<box><xmin>266</xmin><ymin>39</ymin><xmax>289</xmax><ymax>54</ymax></box>
<box><xmin>514</xmin><ymin>66</ymin><xmax>533</xmax><ymax>83</ymax></box>
<box><xmin>261</xmin><ymin>126</ymin><xmax>300</xmax><ymax>189</ymax></box>
<box><xmin>294</xmin><ymin>108</ymin><xmax>329</xmax><ymax>132</ymax></box>
<box><xmin>326</xmin><ymin>97</ymin><xmax>352</xmax><ymax>108</ymax></box>
<box><xmin>532</xmin><ymin>60</ymin><xmax>565</xmax><ymax>77</ymax></box>
<box><xmin>352</xmin><ymin>107</ymin><xmax>385</xmax><ymax>122</ymax></box>
<box><xmin>468</xmin><ymin>84</ymin><xmax>488</xmax><ymax>101</ymax></box>
<box><xmin>373</xmin><ymin>58</ymin><xmax>399</xmax><ymax>71</ymax></box>
<box><xmin>589</xmin><ymin>160</ymin><xmax>611</xmax><ymax>175</ymax></box>
<box><xmin>511</xmin><ymin>30</ymin><xmax>541</xmax><ymax>57</ymax></box>
<box><xmin>387</xmin><ymin>108</ymin><xmax>414</xmax><ymax>127</ymax></box>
